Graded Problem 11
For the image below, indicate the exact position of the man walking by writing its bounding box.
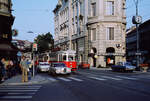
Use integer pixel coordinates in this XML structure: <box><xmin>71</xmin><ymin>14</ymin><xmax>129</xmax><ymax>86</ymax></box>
<box><xmin>19</xmin><ymin>56</ymin><xmax>29</xmax><ymax>82</ymax></box>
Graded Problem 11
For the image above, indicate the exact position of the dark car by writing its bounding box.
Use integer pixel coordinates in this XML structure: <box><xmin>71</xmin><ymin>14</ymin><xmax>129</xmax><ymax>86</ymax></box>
<box><xmin>111</xmin><ymin>62</ymin><xmax>136</xmax><ymax>72</ymax></box>
<box><xmin>78</xmin><ymin>62</ymin><xmax>90</xmax><ymax>69</ymax></box>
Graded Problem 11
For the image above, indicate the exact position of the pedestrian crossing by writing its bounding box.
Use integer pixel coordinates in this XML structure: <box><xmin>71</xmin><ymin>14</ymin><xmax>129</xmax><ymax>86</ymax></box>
<box><xmin>47</xmin><ymin>75</ymin><xmax>139</xmax><ymax>82</ymax></box>
<box><xmin>0</xmin><ymin>85</ymin><xmax>41</xmax><ymax>101</ymax></box>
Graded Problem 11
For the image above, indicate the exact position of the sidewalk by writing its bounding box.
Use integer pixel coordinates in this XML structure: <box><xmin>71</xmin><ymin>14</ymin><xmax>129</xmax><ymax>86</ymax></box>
<box><xmin>0</xmin><ymin>74</ymin><xmax>47</xmax><ymax>86</ymax></box>
<box><xmin>90</xmin><ymin>67</ymin><xmax>112</xmax><ymax>71</ymax></box>
<box><xmin>90</xmin><ymin>67</ymin><xmax>150</xmax><ymax>74</ymax></box>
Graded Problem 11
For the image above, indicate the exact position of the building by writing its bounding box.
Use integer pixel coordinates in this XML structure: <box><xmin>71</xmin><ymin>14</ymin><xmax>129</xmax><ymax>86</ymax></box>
<box><xmin>53</xmin><ymin>0</ymin><xmax>126</xmax><ymax>67</ymax></box>
<box><xmin>0</xmin><ymin>0</ymin><xmax>16</xmax><ymax>59</ymax></box>
<box><xmin>126</xmin><ymin>19</ymin><xmax>150</xmax><ymax>65</ymax></box>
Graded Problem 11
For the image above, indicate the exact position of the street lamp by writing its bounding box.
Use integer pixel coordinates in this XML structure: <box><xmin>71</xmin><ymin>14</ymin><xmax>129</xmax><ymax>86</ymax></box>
<box><xmin>27</xmin><ymin>31</ymin><xmax>37</xmax><ymax>77</ymax></box>
<box><xmin>132</xmin><ymin>0</ymin><xmax>142</xmax><ymax>70</ymax></box>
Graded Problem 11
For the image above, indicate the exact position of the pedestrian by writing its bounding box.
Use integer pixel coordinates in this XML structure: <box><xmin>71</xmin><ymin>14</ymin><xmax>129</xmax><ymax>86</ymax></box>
<box><xmin>19</xmin><ymin>56</ymin><xmax>29</xmax><ymax>82</ymax></box>
<box><xmin>0</xmin><ymin>58</ymin><xmax>6</xmax><ymax>82</ymax></box>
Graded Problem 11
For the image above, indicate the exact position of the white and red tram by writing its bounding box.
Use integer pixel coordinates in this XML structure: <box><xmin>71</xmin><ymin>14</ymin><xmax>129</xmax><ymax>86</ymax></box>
<box><xmin>48</xmin><ymin>50</ymin><xmax>77</xmax><ymax>71</ymax></box>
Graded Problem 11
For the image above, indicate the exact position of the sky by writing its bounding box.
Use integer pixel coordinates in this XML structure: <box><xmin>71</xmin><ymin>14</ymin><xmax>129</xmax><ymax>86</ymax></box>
<box><xmin>12</xmin><ymin>0</ymin><xmax>150</xmax><ymax>42</ymax></box>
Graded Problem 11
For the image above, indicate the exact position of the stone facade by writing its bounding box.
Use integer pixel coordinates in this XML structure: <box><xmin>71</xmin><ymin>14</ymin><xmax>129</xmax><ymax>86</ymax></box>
<box><xmin>0</xmin><ymin>0</ymin><xmax>16</xmax><ymax>59</ymax></box>
<box><xmin>53</xmin><ymin>0</ymin><xmax>126</xmax><ymax>67</ymax></box>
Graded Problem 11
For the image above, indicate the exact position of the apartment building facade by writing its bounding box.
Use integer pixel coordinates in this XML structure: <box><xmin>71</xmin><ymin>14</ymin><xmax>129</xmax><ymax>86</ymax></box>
<box><xmin>53</xmin><ymin>0</ymin><xmax>126</xmax><ymax>67</ymax></box>
<box><xmin>0</xmin><ymin>0</ymin><xmax>16</xmax><ymax>58</ymax></box>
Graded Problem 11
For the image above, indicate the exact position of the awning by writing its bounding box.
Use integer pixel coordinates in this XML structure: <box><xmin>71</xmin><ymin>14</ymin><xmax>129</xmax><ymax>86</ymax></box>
<box><xmin>0</xmin><ymin>43</ymin><xmax>18</xmax><ymax>51</ymax></box>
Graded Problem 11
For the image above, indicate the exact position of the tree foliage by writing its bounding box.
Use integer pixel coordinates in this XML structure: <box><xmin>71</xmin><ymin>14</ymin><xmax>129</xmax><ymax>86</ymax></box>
<box><xmin>34</xmin><ymin>32</ymin><xmax>54</xmax><ymax>52</ymax></box>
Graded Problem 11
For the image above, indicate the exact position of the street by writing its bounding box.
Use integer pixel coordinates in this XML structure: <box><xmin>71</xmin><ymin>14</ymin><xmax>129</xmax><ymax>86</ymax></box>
<box><xmin>1</xmin><ymin>69</ymin><xmax>150</xmax><ymax>101</ymax></box>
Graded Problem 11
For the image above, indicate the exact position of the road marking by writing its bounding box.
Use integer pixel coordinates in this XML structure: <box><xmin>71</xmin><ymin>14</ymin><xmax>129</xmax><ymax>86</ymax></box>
<box><xmin>6</xmin><ymin>93</ymin><xmax>35</xmax><ymax>95</ymax></box>
<box><xmin>89</xmin><ymin>77</ymin><xmax>106</xmax><ymax>81</ymax></box>
<box><xmin>0</xmin><ymin>96</ymin><xmax>32</xmax><ymax>99</ymax></box>
<box><xmin>0</xmin><ymin>85</ymin><xmax>42</xmax><ymax>88</ymax></box>
<box><xmin>0</xmin><ymin>87</ymin><xmax>40</xmax><ymax>90</ymax></box>
<box><xmin>0</xmin><ymin>89</ymin><xmax>38</xmax><ymax>92</ymax></box>
<box><xmin>0</xmin><ymin>85</ymin><xmax>41</xmax><ymax>101</ymax></box>
<box><xmin>57</xmin><ymin>77</ymin><xmax>72</xmax><ymax>82</ymax></box>
<box><xmin>68</xmin><ymin>77</ymin><xmax>83</xmax><ymax>82</ymax></box>
<box><xmin>115</xmin><ymin>76</ymin><xmax>137</xmax><ymax>80</ymax></box>
<box><xmin>48</xmin><ymin>77</ymin><xmax>57</xmax><ymax>82</ymax></box>
<box><xmin>101</xmin><ymin>76</ymin><xmax>122</xmax><ymax>80</ymax></box>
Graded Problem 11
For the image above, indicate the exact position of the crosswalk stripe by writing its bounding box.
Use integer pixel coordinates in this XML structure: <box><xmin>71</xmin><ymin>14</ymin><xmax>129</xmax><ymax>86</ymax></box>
<box><xmin>0</xmin><ymin>89</ymin><xmax>38</xmax><ymax>92</ymax></box>
<box><xmin>0</xmin><ymin>86</ymin><xmax>41</xmax><ymax>88</ymax></box>
<box><xmin>0</xmin><ymin>96</ymin><xmax>32</xmax><ymax>99</ymax></box>
<box><xmin>5</xmin><ymin>93</ymin><xmax>35</xmax><ymax>95</ymax></box>
<box><xmin>0</xmin><ymin>85</ymin><xmax>41</xmax><ymax>101</ymax></box>
<box><xmin>101</xmin><ymin>76</ymin><xmax>122</xmax><ymax>80</ymax></box>
<box><xmin>57</xmin><ymin>77</ymin><xmax>71</xmax><ymax>82</ymax></box>
<box><xmin>115</xmin><ymin>76</ymin><xmax>137</xmax><ymax>80</ymax></box>
<box><xmin>48</xmin><ymin>77</ymin><xmax>57</xmax><ymax>82</ymax></box>
<box><xmin>68</xmin><ymin>77</ymin><xmax>83</xmax><ymax>82</ymax></box>
<box><xmin>89</xmin><ymin>77</ymin><xmax>106</xmax><ymax>81</ymax></box>
<box><xmin>0</xmin><ymin>88</ymin><xmax>40</xmax><ymax>90</ymax></box>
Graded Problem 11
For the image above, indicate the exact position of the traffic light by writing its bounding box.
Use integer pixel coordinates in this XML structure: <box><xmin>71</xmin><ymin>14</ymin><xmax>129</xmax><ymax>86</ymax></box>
<box><xmin>32</xmin><ymin>43</ymin><xmax>37</xmax><ymax>52</ymax></box>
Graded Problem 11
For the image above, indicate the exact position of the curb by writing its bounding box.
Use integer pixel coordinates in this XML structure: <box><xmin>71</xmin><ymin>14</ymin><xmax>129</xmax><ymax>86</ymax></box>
<box><xmin>0</xmin><ymin>79</ymin><xmax>47</xmax><ymax>86</ymax></box>
<box><xmin>90</xmin><ymin>67</ymin><xmax>112</xmax><ymax>71</ymax></box>
<box><xmin>0</xmin><ymin>76</ymin><xmax>48</xmax><ymax>86</ymax></box>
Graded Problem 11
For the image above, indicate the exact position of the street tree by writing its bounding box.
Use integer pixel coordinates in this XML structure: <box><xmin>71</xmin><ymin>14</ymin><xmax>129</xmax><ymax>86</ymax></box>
<box><xmin>34</xmin><ymin>32</ymin><xmax>54</xmax><ymax>53</ymax></box>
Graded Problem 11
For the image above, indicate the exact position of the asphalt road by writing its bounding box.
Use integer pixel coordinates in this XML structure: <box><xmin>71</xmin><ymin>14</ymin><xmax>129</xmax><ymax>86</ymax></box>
<box><xmin>1</xmin><ymin>69</ymin><xmax>150</xmax><ymax>101</ymax></box>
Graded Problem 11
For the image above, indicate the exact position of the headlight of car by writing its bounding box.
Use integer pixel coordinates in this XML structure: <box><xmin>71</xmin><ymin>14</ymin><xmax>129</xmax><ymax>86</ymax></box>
<box><xmin>56</xmin><ymin>69</ymin><xmax>61</xmax><ymax>73</ymax></box>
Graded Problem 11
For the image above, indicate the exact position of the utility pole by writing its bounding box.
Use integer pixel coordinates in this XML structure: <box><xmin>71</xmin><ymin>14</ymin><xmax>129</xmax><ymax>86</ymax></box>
<box><xmin>132</xmin><ymin>0</ymin><xmax>142</xmax><ymax>70</ymax></box>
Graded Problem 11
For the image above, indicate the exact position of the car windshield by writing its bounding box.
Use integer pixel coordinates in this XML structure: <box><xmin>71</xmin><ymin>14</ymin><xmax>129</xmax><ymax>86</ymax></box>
<box><xmin>53</xmin><ymin>63</ymin><xmax>66</xmax><ymax>67</ymax></box>
<box><xmin>125</xmin><ymin>62</ymin><xmax>132</xmax><ymax>66</ymax></box>
<box><xmin>39</xmin><ymin>62</ymin><xmax>49</xmax><ymax>65</ymax></box>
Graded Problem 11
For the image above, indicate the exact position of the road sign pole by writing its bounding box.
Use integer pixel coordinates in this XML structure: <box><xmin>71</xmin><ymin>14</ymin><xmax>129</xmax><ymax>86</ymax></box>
<box><xmin>33</xmin><ymin>52</ymin><xmax>35</xmax><ymax>77</ymax></box>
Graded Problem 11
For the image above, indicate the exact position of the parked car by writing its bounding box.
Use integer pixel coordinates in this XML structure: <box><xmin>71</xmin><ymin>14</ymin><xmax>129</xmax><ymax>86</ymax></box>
<box><xmin>111</xmin><ymin>62</ymin><xmax>136</xmax><ymax>72</ymax></box>
<box><xmin>37</xmin><ymin>62</ymin><xmax>50</xmax><ymax>72</ymax></box>
<box><xmin>48</xmin><ymin>62</ymin><xmax>71</xmax><ymax>75</ymax></box>
<box><xmin>78</xmin><ymin>62</ymin><xmax>90</xmax><ymax>69</ymax></box>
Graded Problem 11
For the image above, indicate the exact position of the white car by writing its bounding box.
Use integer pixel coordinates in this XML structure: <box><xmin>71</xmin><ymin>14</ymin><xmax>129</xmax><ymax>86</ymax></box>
<box><xmin>37</xmin><ymin>62</ymin><xmax>50</xmax><ymax>72</ymax></box>
<box><xmin>49</xmin><ymin>62</ymin><xmax>71</xmax><ymax>75</ymax></box>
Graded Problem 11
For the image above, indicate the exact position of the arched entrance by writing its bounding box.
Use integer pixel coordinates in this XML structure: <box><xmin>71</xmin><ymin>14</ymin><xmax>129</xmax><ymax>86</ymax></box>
<box><xmin>106</xmin><ymin>47</ymin><xmax>115</xmax><ymax>67</ymax></box>
<box><xmin>89</xmin><ymin>47</ymin><xmax>97</xmax><ymax>67</ymax></box>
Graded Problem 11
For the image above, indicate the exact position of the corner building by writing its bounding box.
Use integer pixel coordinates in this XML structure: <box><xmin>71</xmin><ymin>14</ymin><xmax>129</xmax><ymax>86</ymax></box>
<box><xmin>53</xmin><ymin>0</ymin><xmax>126</xmax><ymax>67</ymax></box>
<box><xmin>0</xmin><ymin>0</ymin><xmax>16</xmax><ymax>58</ymax></box>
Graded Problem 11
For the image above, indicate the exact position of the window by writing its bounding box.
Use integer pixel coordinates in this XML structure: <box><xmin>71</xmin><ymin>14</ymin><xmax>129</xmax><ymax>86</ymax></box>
<box><xmin>0</xmin><ymin>0</ymin><xmax>9</xmax><ymax>13</ymax></box>
<box><xmin>106</xmin><ymin>1</ymin><xmax>114</xmax><ymax>15</ymax></box>
<box><xmin>107</xmin><ymin>27</ymin><xmax>114</xmax><ymax>40</ymax></box>
<box><xmin>91</xmin><ymin>2</ymin><xmax>96</xmax><ymax>16</ymax></box>
<box><xmin>91</xmin><ymin>28</ymin><xmax>96</xmax><ymax>41</ymax></box>
<box><xmin>80</xmin><ymin>2</ymin><xmax>83</xmax><ymax>14</ymax></box>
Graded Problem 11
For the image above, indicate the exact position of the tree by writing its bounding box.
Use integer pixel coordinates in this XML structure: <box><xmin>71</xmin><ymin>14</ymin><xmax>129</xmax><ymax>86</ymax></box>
<box><xmin>34</xmin><ymin>32</ymin><xmax>54</xmax><ymax>53</ymax></box>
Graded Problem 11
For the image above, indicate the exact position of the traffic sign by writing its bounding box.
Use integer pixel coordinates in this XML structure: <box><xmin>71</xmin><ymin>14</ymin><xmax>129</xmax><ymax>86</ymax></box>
<box><xmin>17</xmin><ymin>51</ymin><xmax>22</xmax><ymax>56</ymax></box>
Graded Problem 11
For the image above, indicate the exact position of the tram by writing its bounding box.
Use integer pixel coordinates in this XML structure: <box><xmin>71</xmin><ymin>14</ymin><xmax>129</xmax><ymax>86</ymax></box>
<box><xmin>49</xmin><ymin>50</ymin><xmax>77</xmax><ymax>72</ymax></box>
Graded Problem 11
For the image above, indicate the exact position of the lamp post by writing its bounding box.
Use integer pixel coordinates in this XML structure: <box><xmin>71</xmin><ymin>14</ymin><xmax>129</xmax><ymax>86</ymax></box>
<box><xmin>27</xmin><ymin>31</ymin><xmax>37</xmax><ymax>77</ymax></box>
<box><xmin>132</xmin><ymin>0</ymin><xmax>142</xmax><ymax>70</ymax></box>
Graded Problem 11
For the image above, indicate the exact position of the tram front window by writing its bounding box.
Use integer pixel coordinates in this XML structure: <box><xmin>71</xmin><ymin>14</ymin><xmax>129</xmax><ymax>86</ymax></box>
<box><xmin>63</xmin><ymin>55</ymin><xmax>66</xmax><ymax>61</ymax></box>
<box><xmin>68</xmin><ymin>55</ymin><xmax>74</xmax><ymax>61</ymax></box>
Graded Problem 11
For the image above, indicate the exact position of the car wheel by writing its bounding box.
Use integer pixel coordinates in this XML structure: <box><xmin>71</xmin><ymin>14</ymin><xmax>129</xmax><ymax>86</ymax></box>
<box><xmin>52</xmin><ymin>72</ymin><xmax>56</xmax><ymax>76</ymax></box>
<box><xmin>48</xmin><ymin>70</ymin><xmax>51</xmax><ymax>75</ymax></box>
